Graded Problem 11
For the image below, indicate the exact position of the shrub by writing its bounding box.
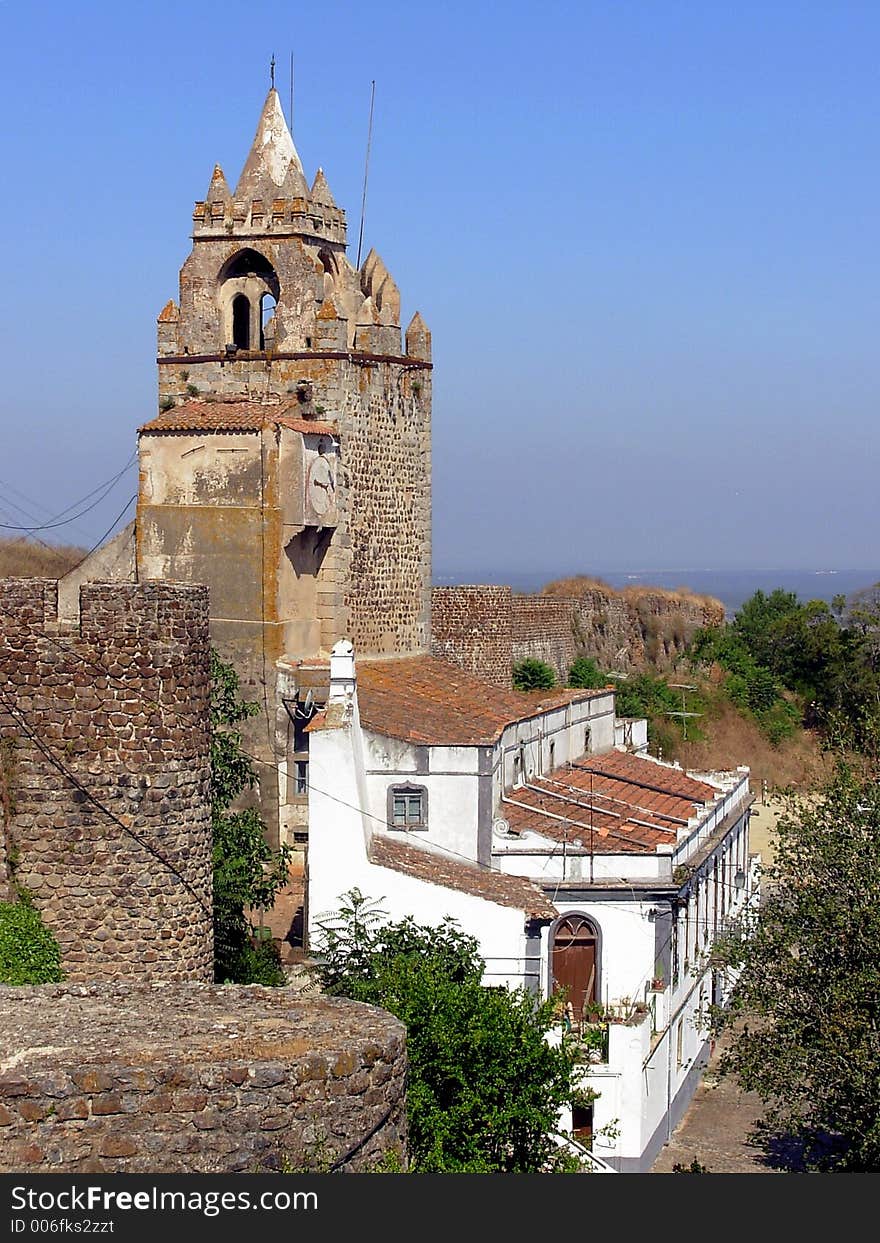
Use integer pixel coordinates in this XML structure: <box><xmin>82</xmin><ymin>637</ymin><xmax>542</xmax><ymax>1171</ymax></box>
<box><xmin>568</xmin><ymin>657</ymin><xmax>606</xmax><ymax>689</ymax></box>
<box><xmin>314</xmin><ymin>891</ymin><xmax>588</xmax><ymax>1172</ymax></box>
<box><xmin>0</xmin><ymin>897</ymin><xmax>64</xmax><ymax>984</ymax></box>
<box><xmin>512</xmin><ymin>659</ymin><xmax>556</xmax><ymax>691</ymax></box>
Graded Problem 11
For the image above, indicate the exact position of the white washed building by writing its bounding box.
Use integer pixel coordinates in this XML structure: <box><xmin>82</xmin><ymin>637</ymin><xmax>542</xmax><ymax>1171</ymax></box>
<box><xmin>307</xmin><ymin>642</ymin><xmax>757</xmax><ymax>1172</ymax></box>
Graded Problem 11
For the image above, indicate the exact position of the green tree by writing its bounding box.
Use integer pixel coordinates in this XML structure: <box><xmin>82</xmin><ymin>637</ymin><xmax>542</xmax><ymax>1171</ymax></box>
<box><xmin>568</xmin><ymin>657</ymin><xmax>606</xmax><ymax>689</ymax></box>
<box><xmin>210</xmin><ymin>649</ymin><xmax>291</xmax><ymax>984</ymax></box>
<box><xmin>512</xmin><ymin>659</ymin><xmax>556</xmax><ymax>691</ymax></box>
<box><xmin>710</xmin><ymin>766</ymin><xmax>880</xmax><ymax>1170</ymax></box>
<box><xmin>315</xmin><ymin>890</ymin><xmax>589</xmax><ymax>1172</ymax></box>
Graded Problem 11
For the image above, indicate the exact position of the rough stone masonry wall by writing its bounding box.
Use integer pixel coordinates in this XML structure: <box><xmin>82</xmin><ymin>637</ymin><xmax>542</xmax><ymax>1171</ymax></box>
<box><xmin>272</xmin><ymin>353</ymin><xmax>432</xmax><ymax>658</ymax></box>
<box><xmin>511</xmin><ymin>595</ymin><xmax>577</xmax><ymax>682</ymax></box>
<box><xmin>0</xmin><ymin>984</ymin><xmax>407</xmax><ymax>1173</ymax></box>
<box><xmin>337</xmin><ymin>361</ymin><xmax>432</xmax><ymax>657</ymax></box>
<box><xmin>430</xmin><ymin>584</ymin><xmax>724</xmax><ymax>687</ymax></box>
<box><xmin>0</xmin><ymin>578</ymin><xmax>213</xmax><ymax>982</ymax></box>
<box><xmin>431</xmin><ymin>586</ymin><xmax>513</xmax><ymax>688</ymax></box>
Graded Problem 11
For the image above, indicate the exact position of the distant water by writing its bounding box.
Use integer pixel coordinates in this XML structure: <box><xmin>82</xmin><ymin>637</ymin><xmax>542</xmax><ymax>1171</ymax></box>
<box><xmin>434</xmin><ymin>568</ymin><xmax>880</xmax><ymax>619</ymax></box>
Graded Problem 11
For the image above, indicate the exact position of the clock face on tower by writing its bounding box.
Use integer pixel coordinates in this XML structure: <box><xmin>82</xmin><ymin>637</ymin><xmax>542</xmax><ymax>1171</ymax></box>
<box><xmin>306</xmin><ymin>445</ymin><xmax>335</xmax><ymax>518</ymax></box>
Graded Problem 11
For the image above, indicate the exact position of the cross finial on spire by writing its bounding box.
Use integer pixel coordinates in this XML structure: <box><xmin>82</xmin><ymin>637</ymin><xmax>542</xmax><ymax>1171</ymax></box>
<box><xmin>270</xmin><ymin>54</ymin><xmax>276</xmax><ymax>90</ymax></box>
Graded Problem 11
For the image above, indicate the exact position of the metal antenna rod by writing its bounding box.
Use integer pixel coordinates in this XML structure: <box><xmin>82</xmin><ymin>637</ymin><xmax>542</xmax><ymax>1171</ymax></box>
<box><xmin>289</xmin><ymin>51</ymin><xmax>294</xmax><ymax>129</ymax></box>
<box><xmin>356</xmin><ymin>80</ymin><xmax>376</xmax><ymax>271</ymax></box>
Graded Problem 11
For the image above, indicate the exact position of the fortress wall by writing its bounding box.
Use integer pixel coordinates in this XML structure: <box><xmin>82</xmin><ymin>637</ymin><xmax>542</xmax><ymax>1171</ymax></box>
<box><xmin>0</xmin><ymin>579</ymin><xmax>213</xmax><ymax>982</ymax></box>
<box><xmin>431</xmin><ymin>585</ymin><xmax>513</xmax><ymax>688</ymax></box>
<box><xmin>0</xmin><ymin>985</ymin><xmax>407</xmax><ymax>1173</ymax></box>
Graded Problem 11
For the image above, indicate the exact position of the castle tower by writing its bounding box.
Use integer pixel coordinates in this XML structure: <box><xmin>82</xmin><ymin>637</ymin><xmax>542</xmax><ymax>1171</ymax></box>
<box><xmin>137</xmin><ymin>88</ymin><xmax>432</xmax><ymax>846</ymax></box>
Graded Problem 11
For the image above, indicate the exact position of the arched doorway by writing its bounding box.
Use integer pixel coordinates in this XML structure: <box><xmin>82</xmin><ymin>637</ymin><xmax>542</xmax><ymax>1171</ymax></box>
<box><xmin>552</xmin><ymin>914</ymin><xmax>599</xmax><ymax>1022</ymax></box>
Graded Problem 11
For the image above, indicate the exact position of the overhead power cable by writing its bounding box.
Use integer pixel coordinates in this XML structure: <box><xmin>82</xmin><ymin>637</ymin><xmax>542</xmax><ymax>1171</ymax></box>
<box><xmin>0</xmin><ymin>686</ymin><xmax>210</xmax><ymax>917</ymax></box>
<box><xmin>0</xmin><ymin>453</ymin><xmax>137</xmax><ymax>534</ymax></box>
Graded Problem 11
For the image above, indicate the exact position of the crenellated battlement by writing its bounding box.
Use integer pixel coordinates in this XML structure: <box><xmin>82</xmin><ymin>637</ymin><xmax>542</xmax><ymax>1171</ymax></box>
<box><xmin>192</xmin><ymin>194</ymin><xmax>347</xmax><ymax>245</ymax></box>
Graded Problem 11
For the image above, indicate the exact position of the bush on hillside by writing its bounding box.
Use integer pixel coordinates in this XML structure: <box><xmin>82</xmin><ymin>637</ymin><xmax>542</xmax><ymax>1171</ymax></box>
<box><xmin>568</xmin><ymin>657</ymin><xmax>606</xmax><ymax>689</ymax></box>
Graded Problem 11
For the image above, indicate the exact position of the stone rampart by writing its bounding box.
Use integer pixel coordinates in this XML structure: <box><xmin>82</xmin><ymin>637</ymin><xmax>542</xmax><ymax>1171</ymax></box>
<box><xmin>430</xmin><ymin>582</ymin><xmax>724</xmax><ymax>686</ymax></box>
<box><xmin>0</xmin><ymin>984</ymin><xmax>407</xmax><ymax>1173</ymax></box>
<box><xmin>431</xmin><ymin>585</ymin><xmax>512</xmax><ymax>687</ymax></box>
<box><xmin>0</xmin><ymin>579</ymin><xmax>213</xmax><ymax>982</ymax></box>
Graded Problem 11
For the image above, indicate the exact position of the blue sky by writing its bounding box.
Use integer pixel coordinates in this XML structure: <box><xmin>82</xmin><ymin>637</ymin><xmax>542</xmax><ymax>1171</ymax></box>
<box><xmin>1</xmin><ymin>1</ymin><xmax>879</xmax><ymax>577</ymax></box>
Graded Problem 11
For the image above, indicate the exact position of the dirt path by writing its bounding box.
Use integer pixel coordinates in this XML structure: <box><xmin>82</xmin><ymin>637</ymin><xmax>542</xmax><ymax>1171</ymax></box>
<box><xmin>651</xmin><ymin>1032</ymin><xmax>777</xmax><ymax>1173</ymax></box>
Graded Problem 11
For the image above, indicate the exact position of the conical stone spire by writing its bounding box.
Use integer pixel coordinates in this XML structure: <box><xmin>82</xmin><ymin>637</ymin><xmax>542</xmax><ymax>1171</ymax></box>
<box><xmin>235</xmin><ymin>89</ymin><xmax>309</xmax><ymax>199</ymax></box>
<box><xmin>205</xmin><ymin>164</ymin><xmax>231</xmax><ymax>201</ymax></box>
<box><xmin>310</xmin><ymin>168</ymin><xmax>336</xmax><ymax>207</ymax></box>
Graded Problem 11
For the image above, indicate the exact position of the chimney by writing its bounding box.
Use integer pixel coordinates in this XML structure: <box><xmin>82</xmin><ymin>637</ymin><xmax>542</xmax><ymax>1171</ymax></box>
<box><xmin>329</xmin><ymin>639</ymin><xmax>356</xmax><ymax>703</ymax></box>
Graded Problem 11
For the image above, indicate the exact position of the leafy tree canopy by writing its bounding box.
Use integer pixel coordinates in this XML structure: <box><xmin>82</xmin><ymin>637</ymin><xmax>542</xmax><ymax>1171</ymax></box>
<box><xmin>314</xmin><ymin>890</ymin><xmax>589</xmax><ymax>1172</ymax></box>
<box><xmin>711</xmin><ymin>765</ymin><xmax>880</xmax><ymax>1170</ymax></box>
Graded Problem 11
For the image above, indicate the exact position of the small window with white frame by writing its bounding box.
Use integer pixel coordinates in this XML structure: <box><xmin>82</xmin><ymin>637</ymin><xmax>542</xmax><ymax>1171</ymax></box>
<box><xmin>388</xmin><ymin>783</ymin><xmax>428</xmax><ymax>831</ymax></box>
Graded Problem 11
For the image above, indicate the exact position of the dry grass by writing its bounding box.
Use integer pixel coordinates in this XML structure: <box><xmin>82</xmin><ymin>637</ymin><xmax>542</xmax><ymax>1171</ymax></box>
<box><xmin>0</xmin><ymin>536</ymin><xmax>86</xmax><ymax>579</ymax></box>
<box><xmin>541</xmin><ymin>574</ymin><xmax>723</xmax><ymax>619</ymax></box>
<box><xmin>542</xmin><ymin>574</ymin><xmax>613</xmax><ymax>597</ymax></box>
<box><xmin>673</xmin><ymin>691</ymin><xmax>830</xmax><ymax>793</ymax></box>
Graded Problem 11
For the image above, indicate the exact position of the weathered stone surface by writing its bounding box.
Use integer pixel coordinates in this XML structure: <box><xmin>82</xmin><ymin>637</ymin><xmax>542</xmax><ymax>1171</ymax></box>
<box><xmin>0</xmin><ymin>579</ymin><xmax>213</xmax><ymax>981</ymax></box>
<box><xmin>0</xmin><ymin>984</ymin><xmax>407</xmax><ymax>1173</ymax></box>
<box><xmin>432</xmin><ymin>582</ymin><xmax>725</xmax><ymax>686</ymax></box>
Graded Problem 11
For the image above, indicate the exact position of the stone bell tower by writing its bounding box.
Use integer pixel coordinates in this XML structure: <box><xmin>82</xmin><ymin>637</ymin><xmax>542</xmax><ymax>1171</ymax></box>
<box><xmin>137</xmin><ymin>87</ymin><xmax>432</xmax><ymax>846</ymax></box>
<box><xmin>149</xmin><ymin>87</ymin><xmax>432</xmax><ymax>657</ymax></box>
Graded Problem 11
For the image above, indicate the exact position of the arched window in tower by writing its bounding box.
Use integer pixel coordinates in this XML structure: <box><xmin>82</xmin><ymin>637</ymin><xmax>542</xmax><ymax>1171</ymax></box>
<box><xmin>218</xmin><ymin>248</ymin><xmax>280</xmax><ymax>353</ymax></box>
<box><xmin>232</xmin><ymin>295</ymin><xmax>251</xmax><ymax>350</ymax></box>
<box><xmin>260</xmin><ymin>294</ymin><xmax>277</xmax><ymax>350</ymax></box>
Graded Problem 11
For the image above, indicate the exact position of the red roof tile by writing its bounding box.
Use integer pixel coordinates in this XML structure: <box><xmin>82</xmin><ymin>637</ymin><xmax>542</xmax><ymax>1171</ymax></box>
<box><xmin>356</xmin><ymin>656</ymin><xmax>608</xmax><ymax>746</ymax></box>
<box><xmin>139</xmin><ymin>399</ymin><xmax>337</xmax><ymax>436</ymax></box>
<box><xmin>499</xmin><ymin>752</ymin><xmax>721</xmax><ymax>855</ymax></box>
<box><xmin>369</xmin><ymin>834</ymin><xmax>555</xmax><ymax>918</ymax></box>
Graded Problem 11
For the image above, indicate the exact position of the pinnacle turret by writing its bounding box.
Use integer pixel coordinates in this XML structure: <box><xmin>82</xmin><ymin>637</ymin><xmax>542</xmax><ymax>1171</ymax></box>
<box><xmin>234</xmin><ymin>89</ymin><xmax>308</xmax><ymax>199</ymax></box>
<box><xmin>310</xmin><ymin>168</ymin><xmax>336</xmax><ymax>207</ymax></box>
<box><xmin>205</xmin><ymin>164</ymin><xmax>231</xmax><ymax>202</ymax></box>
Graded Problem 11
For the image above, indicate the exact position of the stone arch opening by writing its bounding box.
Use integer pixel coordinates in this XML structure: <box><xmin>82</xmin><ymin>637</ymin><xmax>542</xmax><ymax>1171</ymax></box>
<box><xmin>260</xmin><ymin>293</ymin><xmax>278</xmax><ymax>350</ymax></box>
<box><xmin>218</xmin><ymin>249</ymin><xmax>280</xmax><ymax>351</ymax></box>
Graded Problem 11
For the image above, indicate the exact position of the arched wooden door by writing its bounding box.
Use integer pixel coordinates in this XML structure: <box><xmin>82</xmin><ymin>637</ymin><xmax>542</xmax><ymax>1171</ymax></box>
<box><xmin>552</xmin><ymin>915</ymin><xmax>598</xmax><ymax>1022</ymax></box>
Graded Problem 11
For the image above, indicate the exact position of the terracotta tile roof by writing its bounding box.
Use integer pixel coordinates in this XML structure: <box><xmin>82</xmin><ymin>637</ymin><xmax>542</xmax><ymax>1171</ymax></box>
<box><xmin>139</xmin><ymin>399</ymin><xmax>337</xmax><ymax>437</ymax></box>
<box><xmin>499</xmin><ymin>751</ymin><xmax>720</xmax><ymax>855</ymax></box>
<box><xmin>369</xmin><ymin>834</ymin><xmax>555</xmax><ymax>918</ymax></box>
<box><xmin>356</xmin><ymin>656</ymin><xmax>609</xmax><ymax>746</ymax></box>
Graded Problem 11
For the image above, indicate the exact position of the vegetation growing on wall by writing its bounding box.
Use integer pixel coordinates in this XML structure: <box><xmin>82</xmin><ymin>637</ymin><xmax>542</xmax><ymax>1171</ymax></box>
<box><xmin>0</xmin><ymin>895</ymin><xmax>63</xmax><ymax>984</ymax></box>
<box><xmin>210</xmin><ymin>649</ymin><xmax>291</xmax><ymax>985</ymax></box>
<box><xmin>567</xmin><ymin>657</ymin><xmax>606</xmax><ymax>689</ymax></box>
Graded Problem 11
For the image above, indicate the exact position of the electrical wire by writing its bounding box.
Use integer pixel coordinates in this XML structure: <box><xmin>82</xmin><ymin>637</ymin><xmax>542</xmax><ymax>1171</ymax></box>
<box><xmin>0</xmin><ymin>686</ymin><xmax>211</xmax><ymax>917</ymax></box>
<box><xmin>0</xmin><ymin>453</ymin><xmax>137</xmax><ymax>533</ymax></box>
<box><xmin>2</xmin><ymin>619</ymin><xmax>753</xmax><ymax>944</ymax></box>
<box><xmin>62</xmin><ymin>494</ymin><xmax>138</xmax><ymax>574</ymax></box>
